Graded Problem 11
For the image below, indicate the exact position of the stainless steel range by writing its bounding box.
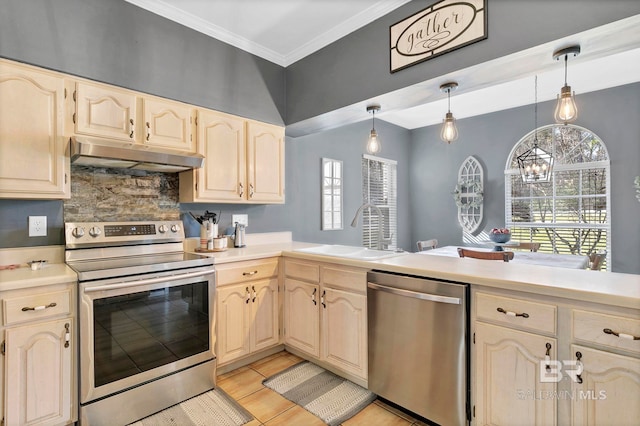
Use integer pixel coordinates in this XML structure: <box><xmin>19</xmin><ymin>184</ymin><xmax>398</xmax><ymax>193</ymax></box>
<box><xmin>65</xmin><ymin>220</ymin><xmax>216</xmax><ymax>426</ymax></box>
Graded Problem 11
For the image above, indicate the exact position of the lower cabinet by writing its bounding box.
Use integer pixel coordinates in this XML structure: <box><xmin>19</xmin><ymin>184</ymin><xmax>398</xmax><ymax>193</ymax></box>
<box><xmin>569</xmin><ymin>345</ymin><xmax>640</xmax><ymax>425</ymax></box>
<box><xmin>474</xmin><ymin>322</ymin><xmax>557</xmax><ymax>426</ymax></box>
<box><xmin>283</xmin><ymin>259</ymin><xmax>367</xmax><ymax>381</ymax></box>
<box><xmin>1</xmin><ymin>283</ymin><xmax>76</xmax><ymax>426</ymax></box>
<box><xmin>473</xmin><ymin>288</ymin><xmax>640</xmax><ymax>426</ymax></box>
<box><xmin>216</xmin><ymin>259</ymin><xmax>280</xmax><ymax>366</ymax></box>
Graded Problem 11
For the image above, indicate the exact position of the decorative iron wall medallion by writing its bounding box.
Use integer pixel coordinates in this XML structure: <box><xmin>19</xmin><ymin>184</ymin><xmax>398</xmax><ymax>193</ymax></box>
<box><xmin>390</xmin><ymin>0</ymin><xmax>487</xmax><ymax>73</ymax></box>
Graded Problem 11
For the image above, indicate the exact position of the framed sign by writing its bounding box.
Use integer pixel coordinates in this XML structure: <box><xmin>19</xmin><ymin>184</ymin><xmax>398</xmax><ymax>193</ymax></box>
<box><xmin>390</xmin><ymin>0</ymin><xmax>487</xmax><ymax>73</ymax></box>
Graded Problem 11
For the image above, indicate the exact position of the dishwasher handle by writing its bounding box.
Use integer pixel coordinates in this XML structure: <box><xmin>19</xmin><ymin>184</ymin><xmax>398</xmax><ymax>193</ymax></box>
<box><xmin>368</xmin><ymin>282</ymin><xmax>461</xmax><ymax>305</ymax></box>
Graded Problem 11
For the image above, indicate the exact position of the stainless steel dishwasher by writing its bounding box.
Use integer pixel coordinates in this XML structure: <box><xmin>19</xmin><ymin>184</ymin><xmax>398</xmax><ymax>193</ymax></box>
<box><xmin>367</xmin><ymin>271</ymin><xmax>469</xmax><ymax>426</ymax></box>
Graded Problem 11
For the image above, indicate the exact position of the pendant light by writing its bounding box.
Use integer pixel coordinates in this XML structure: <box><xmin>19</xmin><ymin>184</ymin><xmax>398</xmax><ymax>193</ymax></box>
<box><xmin>366</xmin><ymin>104</ymin><xmax>381</xmax><ymax>155</ymax></box>
<box><xmin>517</xmin><ymin>75</ymin><xmax>554</xmax><ymax>183</ymax></box>
<box><xmin>440</xmin><ymin>82</ymin><xmax>459</xmax><ymax>143</ymax></box>
<box><xmin>553</xmin><ymin>45</ymin><xmax>580</xmax><ymax>124</ymax></box>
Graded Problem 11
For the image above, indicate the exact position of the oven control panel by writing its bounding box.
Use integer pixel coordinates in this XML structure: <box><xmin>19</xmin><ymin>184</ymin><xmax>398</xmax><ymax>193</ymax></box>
<box><xmin>65</xmin><ymin>221</ymin><xmax>184</xmax><ymax>248</ymax></box>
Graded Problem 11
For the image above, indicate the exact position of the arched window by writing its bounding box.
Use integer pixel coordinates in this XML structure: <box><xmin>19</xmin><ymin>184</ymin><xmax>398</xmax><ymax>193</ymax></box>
<box><xmin>505</xmin><ymin>124</ymin><xmax>611</xmax><ymax>270</ymax></box>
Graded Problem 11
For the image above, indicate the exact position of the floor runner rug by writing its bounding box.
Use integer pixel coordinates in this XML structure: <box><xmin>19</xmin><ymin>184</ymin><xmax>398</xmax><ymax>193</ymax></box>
<box><xmin>128</xmin><ymin>387</ymin><xmax>253</xmax><ymax>426</ymax></box>
<box><xmin>262</xmin><ymin>361</ymin><xmax>376</xmax><ymax>426</ymax></box>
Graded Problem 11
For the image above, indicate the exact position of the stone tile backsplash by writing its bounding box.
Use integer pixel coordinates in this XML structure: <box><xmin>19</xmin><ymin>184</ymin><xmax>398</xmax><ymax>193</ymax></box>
<box><xmin>63</xmin><ymin>166</ymin><xmax>180</xmax><ymax>222</ymax></box>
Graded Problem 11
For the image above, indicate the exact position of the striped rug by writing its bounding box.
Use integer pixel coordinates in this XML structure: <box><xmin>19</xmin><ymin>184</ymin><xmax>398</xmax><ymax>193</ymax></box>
<box><xmin>128</xmin><ymin>387</ymin><xmax>252</xmax><ymax>426</ymax></box>
<box><xmin>262</xmin><ymin>361</ymin><xmax>376</xmax><ymax>426</ymax></box>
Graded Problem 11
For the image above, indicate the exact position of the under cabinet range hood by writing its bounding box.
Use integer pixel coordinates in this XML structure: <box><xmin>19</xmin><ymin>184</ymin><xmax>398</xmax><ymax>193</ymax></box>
<box><xmin>69</xmin><ymin>137</ymin><xmax>204</xmax><ymax>172</ymax></box>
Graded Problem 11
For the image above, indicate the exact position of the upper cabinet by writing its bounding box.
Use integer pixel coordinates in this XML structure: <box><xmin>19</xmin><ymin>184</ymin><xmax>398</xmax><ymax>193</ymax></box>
<box><xmin>179</xmin><ymin>110</ymin><xmax>285</xmax><ymax>204</ymax></box>
<box><xmin>0</xmin><ymin>59</ymin><xmax>70</xmax><ymax>199</ymax></box>
<box><xmin>246</xmin><ymin>121</ymin><xmax>285</xmax><ymax>203</ymax></box>
<box><xmin>142</xmin><ymin>96</ymin><xmax>195</xmax><ymax>152</ymax></box>
<box><xmin>69</xmin><ymin>81</ymin><xmax>195</xmax><ymax>152</ymax></box>
<box><xmin>72</xmin><ymin>81</ymin><xmax>137</xmax><ymax>143</ymax></box>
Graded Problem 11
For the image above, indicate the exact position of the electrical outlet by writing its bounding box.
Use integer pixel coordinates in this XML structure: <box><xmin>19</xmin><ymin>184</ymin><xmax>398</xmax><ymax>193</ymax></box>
<box><xmin>29</xmin><ymin>216</ymin><xmax>47</xmax><ymax>237</ymax></box>
<box><xmin>232</xmin><ymin>214</ymin><xmax>248</xmax><ymax>227</ymax></box>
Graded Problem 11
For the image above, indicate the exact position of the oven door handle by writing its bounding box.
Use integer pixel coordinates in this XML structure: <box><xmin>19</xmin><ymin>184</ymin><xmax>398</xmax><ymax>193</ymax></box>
<box><xmin>83</xmin><ymin>269</ymin><xmax>214</xmax><ymax>292</ymax></box>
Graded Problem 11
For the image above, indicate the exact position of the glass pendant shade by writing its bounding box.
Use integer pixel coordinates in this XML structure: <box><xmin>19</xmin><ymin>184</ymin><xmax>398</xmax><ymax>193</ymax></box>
<box><xmin>553</xmin><ymin>45</ymin><xmax>580</xmax><ymax>125</ymax></box>
<box><xmin>554</xmin><ymin>84</ymin><xmax>578</xmax><ymax>124</ymax></box>
<box><xmin>439</xmin><ymin>82</ymin><xmax>459</xmax><ymax>144</ymax></box>
<box><xmin>441</xmin><ymin>112</ymin><xmax>458</xmax><ymax>143</ymax></box>
<box><xmin>517</xmin><ymin>143</ymin><xmax>554</xmax><ymax>183</ymax></box>
<box><xmin>365</xmin><ymin>104</ymin><xmax>381</xmax><ymax>154</ymax></box>
<box><xmin>367</xmin><ymin>129</ymin><xmax>381</xmax><ymax>154</ymax></box>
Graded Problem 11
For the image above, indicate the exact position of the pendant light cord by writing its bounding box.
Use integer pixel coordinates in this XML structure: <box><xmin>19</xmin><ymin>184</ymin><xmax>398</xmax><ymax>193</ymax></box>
<box><xmin>564</xmin><ymin>54</ymin><xmax>568</xmax><ymax>86</ymax></box>
<box><xmin>447</xmin><ymin>88</ymin><xmax>451</xmax><ymax>113</ymax></box>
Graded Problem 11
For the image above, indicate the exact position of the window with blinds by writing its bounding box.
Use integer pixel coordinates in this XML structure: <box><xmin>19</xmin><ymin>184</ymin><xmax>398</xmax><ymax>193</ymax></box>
<box><xmin>361</xmin><ymin>155</ymin><xmax>397</xmax><ymax>250</ymax></box>
<box><xmin>505</xmin><ymin>124</ymin><xmax>611</xmax><ymax>270</ymax></box>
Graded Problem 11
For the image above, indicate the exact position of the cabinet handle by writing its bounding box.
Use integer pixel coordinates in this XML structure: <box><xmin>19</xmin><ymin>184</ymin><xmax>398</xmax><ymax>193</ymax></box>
<box><xmin>64</xmin><ymin>323</ymin><xmax>70</xmax><ymax>348</ymax></box>
<box><xmin>245</xmin><ymin>287</ymin><xmax>250</xmax><ymax>304</ymax></box>
<box><xmin>252</xmin><ymin>285</ymin><xmax>256</xmax><ymax>303</ymax></box>
<box><xmin>239</xmin><ymin>182</ymin><xmax>244</xmax><ymax>197</ymax></box>
<box><xmin>497</xmin><ymin>307</ymin><xmax>529</xmax><ymax>318</ymax></box>
<box><xmin>249</xmin><ymin>183</ymin><xmax>254</xmax><ymax>198</ymax></box>
<box><xmin>321</xmin><ymin>290</ymin><xmax>326</xmax><ymax>309</ymax></box>
<box><xmin>242</xmin><ymin>270</ymin><xmax>258</xmax><ymax>276</ymax></box>
<box><xmin>575</xmin><ymin>351</ymin><xmax>583</xmax><ymax>384</ymax></box>
<box><xmin>311</xmin><ymin>288</ymin><xmax>317</xmax><ymax>306</ymax></box>
<box><xmin>146</xmin><ymin>121</ymin><xmax>151</xmax><ymax>141</ymax></box>
<box><xmin>603</xmin><ymin>328</ymin><xmax>640</xmax><ymax>340</ymax></box>
<box><xmin>544</xmin><ymin>342</ymin><xmax>552</xmax><ymax>372</ymax></box>
<box><xmin>22</xmin><ymin>302</ymin><xmax>57</xmax><ymax>312</ymax></box>
<box><xmin>129</xmin><ymin>119</ymin><xmax>135</xmax><ymax>138</ymax></box>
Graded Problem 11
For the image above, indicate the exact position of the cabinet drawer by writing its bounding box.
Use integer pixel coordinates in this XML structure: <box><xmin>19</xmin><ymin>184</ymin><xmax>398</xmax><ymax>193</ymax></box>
<box><xmin>573</xmin><ymin>309</ymin><xmax>640</xmax><ymax>355</ymax></box>
<box><xmin>322</xmin><ymin>265</ymin><xmax>366</xmax><ymax>293</ymax></box>
<box><xmin>3</xmin><ymin>289</ymin><xmax>72</xmax><ymax>326</ymax></box>
<box><xmin>284</xmin><ymin>259</ymin><xmax>320</xmax><ymax>283</ymax></box>
<box><xmin>217</xmin><ymin>258</ymin><xmax>279</xmax><ymax>286</ymax></box>
<box><xmin>476</xmin><ymin>292</ymin><xmax>556</xmax><ymax>335</ymax></box>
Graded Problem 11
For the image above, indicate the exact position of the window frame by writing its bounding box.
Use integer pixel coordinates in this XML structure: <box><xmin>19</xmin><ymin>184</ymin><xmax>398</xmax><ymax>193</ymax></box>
<box><xmin>504</xmin><ymin>124</ymin><xmax>611</xmax><ymax>270</ymax></box>
<box><xmin>361</xmin><ymin>154</ymin><xmax>397</xmax><ymax>250</ymax></box>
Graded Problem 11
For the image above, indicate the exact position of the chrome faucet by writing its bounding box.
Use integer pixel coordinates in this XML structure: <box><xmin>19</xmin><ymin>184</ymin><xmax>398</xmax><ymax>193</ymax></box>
<box><xmin>350</xmin><ymin>202</ymin><xmax>392</xmax><ymax>250</ymax></box>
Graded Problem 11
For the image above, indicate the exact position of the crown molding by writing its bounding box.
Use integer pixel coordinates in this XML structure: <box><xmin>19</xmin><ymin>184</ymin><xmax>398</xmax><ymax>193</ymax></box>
<box><xmin>125</xmin><ymin>0</ymin><xmax>411</xmax><ymax>67</ymax></box>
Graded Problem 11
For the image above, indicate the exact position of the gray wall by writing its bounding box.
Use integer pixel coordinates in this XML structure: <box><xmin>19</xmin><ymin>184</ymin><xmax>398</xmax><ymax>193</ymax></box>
<box><xmin>409</xmin><ymin>83</ymin><xmax>640</xmax><ymax>274</ymax></box>
<box><xmin>286</xmin><ymin>0</ymin><xmax>640</xmax><ymax>124</ymax></box>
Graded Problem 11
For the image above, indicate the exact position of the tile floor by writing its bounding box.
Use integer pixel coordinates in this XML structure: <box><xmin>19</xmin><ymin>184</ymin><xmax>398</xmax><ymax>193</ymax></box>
<box><xmin>217</xmin><ymin>351</ymin><xmax>429</xmax><ymax>426</ymax></box>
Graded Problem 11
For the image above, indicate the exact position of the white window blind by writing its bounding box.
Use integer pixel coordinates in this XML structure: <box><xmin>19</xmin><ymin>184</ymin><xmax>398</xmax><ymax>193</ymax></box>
<box><xmin>505</xmin><ymin>124</ymin><xmax>611</xmax><ymax>270</ymax></box>
<box><xmin>361</xmin><ymin>155</ymin><xmax>397</xmax><ymax>250</ymax></box>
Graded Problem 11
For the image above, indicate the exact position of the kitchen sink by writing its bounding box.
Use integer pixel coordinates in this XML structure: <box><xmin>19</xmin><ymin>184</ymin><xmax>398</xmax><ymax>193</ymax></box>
<box><xmin>294</xmin><ymin>245</ymin><xmax>408</xmax><ymax>261</ymax></box>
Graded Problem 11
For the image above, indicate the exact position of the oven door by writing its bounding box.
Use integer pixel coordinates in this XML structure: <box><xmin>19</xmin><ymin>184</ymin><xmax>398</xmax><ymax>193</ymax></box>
<box><xmin>78</xmin><ymin>266</ymin><xmax>216</xmax><ymax>404</ymax></box>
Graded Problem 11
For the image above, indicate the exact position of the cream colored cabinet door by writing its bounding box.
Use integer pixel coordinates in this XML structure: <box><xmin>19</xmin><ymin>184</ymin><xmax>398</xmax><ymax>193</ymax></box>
<box><xmin>142</xmin><ymin>97</ymin><xmax>195</xmax><ymax>152</ymax></box>
<box><xmin>180</xmin><ymin>109</ymin><xmax>246</xmax><ymax>202</ymax></box>
<box><xmin>0</xmin><ymin>60</ymin><xmax>69</xmax><ymax>199</ymax></box>
<box><xmin>284</xmin><ymin>279</ymin><xmax>320</xmax><ymax>357</ymax></box>
<box><xmin>570</xmin><ymin>345</ymin><xmax>640</xmax><ymax>426</ymax></box>
<box><xmin>475</xmin><ymin>322</ymin><xmax>557</xmax><ymax>426</ymax></box>
<box><xmin>216</xmin><ymin>284</ymin><xmax>251</xmax><ymax>365</ymax></box>
<box><xmin>250</xmin><ymin>278</ymin><xmax>280</xmax><ymax>352</ymax></box>
<box><xmin>72</xmin><ymin>81</ymin><xmax>137</xmax><ymax>142</ymax></box>
<box><xmin>321</xmin><ymin>287</ymin><xmax>367</xmax><ymax>379</ymax></box>
<box><xmin>246</xmin><ymin>120</ymin><xmax>285</xmax><ymax>203</ymax></box>
<box><xmin>4</xmin><ymin>318</ymin><xmax>73</xmax><ymax>426</ymax></box>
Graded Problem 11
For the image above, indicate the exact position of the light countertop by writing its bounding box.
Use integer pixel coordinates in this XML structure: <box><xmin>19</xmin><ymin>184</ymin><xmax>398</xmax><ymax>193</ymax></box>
<box><xmin>2</xmin><ymin>239</ymin><xmax>638</xmax><ymax>310</ymax></box>
<box><xmin>187</xmin><ymin>240</ymin><xmax>640</xmax><ymax>310</ymax></box>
